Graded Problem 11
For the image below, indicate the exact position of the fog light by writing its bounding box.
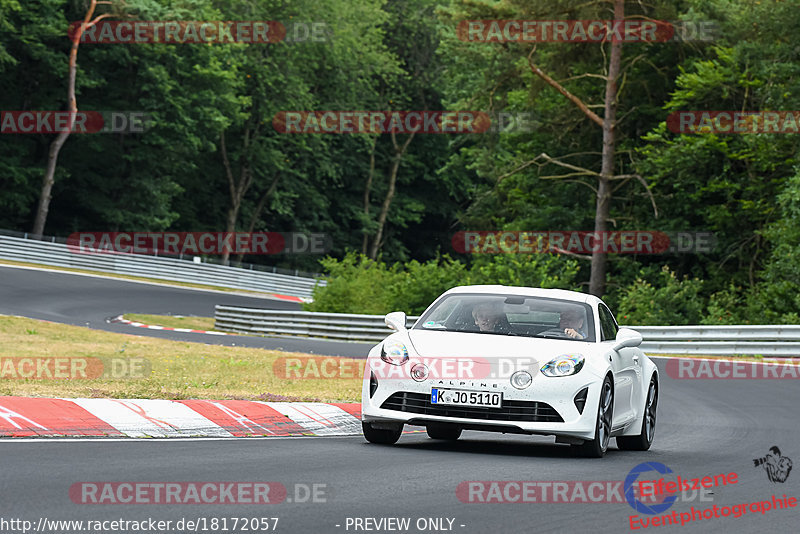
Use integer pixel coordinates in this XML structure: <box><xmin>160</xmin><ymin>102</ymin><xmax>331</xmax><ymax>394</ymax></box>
<box><xmin>574</xmin><ymin>387</ymin><xmax>589</xmax><ymax>414</ymax></box>
<box><xmin>510</xmin><ymin>370</ymin><xmax>533</xmax><ymax>389</ymax></box>
<box><xmin>369</xmin><ymin>371</ymin><xmax>379</xmax><ymax>397</ymax></box>
<box><xmin>411</xmin><ymin>363</ymin><xmax>429</xmax><ymax>382</ymax></box>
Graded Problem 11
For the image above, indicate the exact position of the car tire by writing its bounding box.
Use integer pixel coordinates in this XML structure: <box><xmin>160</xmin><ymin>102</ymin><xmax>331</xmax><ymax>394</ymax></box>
<box><xmin>574</xmin><ymin>375</ymin><xmax>614</xmax><ymax>458</ymax></box>
<box><xmin>362</xmin><ymin>421</ymin><xmax>402</xmax><ymax>445</ymax></box>
<box><xmin>617</xmin><ymin>376</ymin><xmax>658</xmax><ymax>451</ymax></box>
<box><xmin>426</xmin><ymin>424</ymin><xmax>462</xmax><ymax>441</ymax></box>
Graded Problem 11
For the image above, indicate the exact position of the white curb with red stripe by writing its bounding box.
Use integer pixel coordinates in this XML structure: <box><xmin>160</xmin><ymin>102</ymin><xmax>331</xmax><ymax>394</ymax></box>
<box><xmin>0</xmin><ymin>397</ymin><xmax>363</xmax><ymax>438</ymax></box>
<box><xmin>109</xmin><ymin>315</ymin><xmax>230</xmax><ymax>336</ymax></box>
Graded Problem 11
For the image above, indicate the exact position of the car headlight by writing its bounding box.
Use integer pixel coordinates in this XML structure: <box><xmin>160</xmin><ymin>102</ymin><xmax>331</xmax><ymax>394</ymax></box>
<box><xmin>380</xmin><ymin>341</ymin><xmax>409</xmax><ymax>366</ymax></box>
<box><xmin>540</xmin><ymin>354</ymin><xmax>585</xmax><ymax>377</ymax></box>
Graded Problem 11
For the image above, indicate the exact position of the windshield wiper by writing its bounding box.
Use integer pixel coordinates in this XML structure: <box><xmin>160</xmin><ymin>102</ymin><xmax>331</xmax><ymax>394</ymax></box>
<box><xmin>535</xmin><ymin>332</ymin><xmax>569</xmax><ymax>339</ymax></box>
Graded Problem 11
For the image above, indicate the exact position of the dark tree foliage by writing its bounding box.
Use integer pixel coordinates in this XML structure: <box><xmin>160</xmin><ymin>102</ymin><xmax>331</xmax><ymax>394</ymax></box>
<box><xmin>1</xmin><ymin>0</ymin><xmax>798</xmax><ymax>322</ymax></box>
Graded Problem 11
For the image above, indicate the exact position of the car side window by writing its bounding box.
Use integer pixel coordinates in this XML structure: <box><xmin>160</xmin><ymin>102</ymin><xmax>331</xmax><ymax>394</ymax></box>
<box><xmin>598</xmin><ymin>305</ymin><xmax>619</xmax><ymax>341</ymax></box>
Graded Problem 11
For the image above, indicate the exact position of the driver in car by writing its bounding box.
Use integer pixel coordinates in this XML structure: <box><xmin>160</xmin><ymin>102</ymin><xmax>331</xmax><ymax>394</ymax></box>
<box><xmin>472</xmin><ymin>302</ymin><xmax>511</xmax><ymax>333</ymax></box>
<box><xmin>559</xmin><ymin>309</ymin><xmax>587</xmax><ymax>339</ymax></box>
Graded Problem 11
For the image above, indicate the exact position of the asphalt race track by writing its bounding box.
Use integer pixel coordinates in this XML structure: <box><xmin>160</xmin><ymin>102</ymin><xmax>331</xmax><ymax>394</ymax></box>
<box><xmin>0</xmin><ymin>265</ymin><xmax>374</xmax><ymax>357</ymax></box>
<box><xmin>1</xmin><ymin>266</ymin><xmax>798</xmax><ymax>532</ymax></box>
<box><xmin>2</xmin><ymin>358</ymin><xmax>798</xmax><ymax>533</ymax></box>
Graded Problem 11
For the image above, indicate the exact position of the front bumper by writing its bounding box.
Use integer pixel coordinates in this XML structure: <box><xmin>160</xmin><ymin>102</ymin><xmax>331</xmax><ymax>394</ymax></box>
<box><xmin>361</xmin><ymin>363</ymin><xmax>605</xmax><ymax>440</ymax></box>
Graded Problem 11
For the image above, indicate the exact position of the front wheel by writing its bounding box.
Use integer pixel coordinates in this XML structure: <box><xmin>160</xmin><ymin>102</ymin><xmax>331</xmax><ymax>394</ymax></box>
<box><xmin>617</xmin><ymin>376</ymin><xmax>658</xmax><ymax>451</ymax></box>
<box><xmin>574</xmin><ymin>376</ymin><xmax>613</xmax><ymax>458</ymax></box>
<box><xmin>362</xmin><ymin>421</ymin><xmax>402</xmax><ymax>445</ymax></box>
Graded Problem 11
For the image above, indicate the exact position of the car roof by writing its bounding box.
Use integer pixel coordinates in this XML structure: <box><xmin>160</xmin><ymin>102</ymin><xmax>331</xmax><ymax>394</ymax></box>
<box><xmin>442</xmin><ymin>285</ymin><xmax>602</xmax><ymax>306</ymax></box>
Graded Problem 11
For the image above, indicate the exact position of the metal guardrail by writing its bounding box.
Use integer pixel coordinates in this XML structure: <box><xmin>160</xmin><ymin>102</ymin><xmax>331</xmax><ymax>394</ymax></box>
<box><xmin>214</xmin><ymin>306</ymin><xmax>420</xmax><ymax>342</ymax></box>
<box><xmin>0</xmin><ymin>234</ymin><xmax>323</xmax><ymax>299</ymax></box>
<box><xmin>214</xmin><ymin>306</ymin><xmax>800</xmax><ymax>355</ymax></box>
<box><xmin>634</xmin><ymin>326</ymin><xmax>800</xmax><ymax>356</ymax></box>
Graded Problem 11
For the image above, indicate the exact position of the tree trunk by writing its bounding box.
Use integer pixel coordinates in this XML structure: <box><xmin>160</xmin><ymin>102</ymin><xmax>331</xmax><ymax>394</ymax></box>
<box><xmin>32</xmin><ymin>128</ymin><xmax>70</xmax><ymax>237</ymax></box>
<box><xmin>220</xmin><ymin>130</ymin><xmax>253</xmax><ymax>265</ymax></box>
<box><xmin>361</xmin><ymin>135</ymin><xmax>378</xmax><ymax>255</ymax></box>
<box><xmin>235</xmin><ymin>174</ymin><xmax>281</xmax><ymax>263</ymax></box>
<box><xmin>32</xmin><ymin>1</ymin><xmax>107</xmax><ymax>237</ymax></box>
<box><xmin>589</xmin><ymin>0</ymin><xmax>624</xmax><ymax>298</ymax></box>
<box><xmin>221</xmin><ymin>204</ymin><xmax>239</xmax><ymax>264</ymax></box>
<box><xmin>369</xmin><ymin>131</ymin><xmax>415</xmax><ymax>259</ymax></box>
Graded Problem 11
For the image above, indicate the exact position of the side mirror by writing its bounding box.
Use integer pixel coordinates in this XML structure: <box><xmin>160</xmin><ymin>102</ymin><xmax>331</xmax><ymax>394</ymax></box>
<box><xmin>614</xmin><ymin>328</ymin><xmax>642</xmax><ymax>350</ymax></box>
<box><xmin>385</xmin><ymin>311</ymin><xmax>407</xmax><ymax>332</ymax></box>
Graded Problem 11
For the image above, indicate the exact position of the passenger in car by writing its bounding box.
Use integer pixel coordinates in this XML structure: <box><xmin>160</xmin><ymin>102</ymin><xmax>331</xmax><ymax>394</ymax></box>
<box><xmin>472</xmin><ymin>302</ymin><xmax>512</xmax><ymax>334</ymax></box>
<box><xmin>560</xmin><ymin>309</ymin><xmax>587</xmax><ymax>339</ymax></box>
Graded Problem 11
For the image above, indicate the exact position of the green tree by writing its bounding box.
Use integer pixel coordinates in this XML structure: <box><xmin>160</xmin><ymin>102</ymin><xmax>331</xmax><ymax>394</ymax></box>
<box><xmin>617</xmin><ymin>266</ymin><xmax>705</xmax><ymax>325</ymax></box>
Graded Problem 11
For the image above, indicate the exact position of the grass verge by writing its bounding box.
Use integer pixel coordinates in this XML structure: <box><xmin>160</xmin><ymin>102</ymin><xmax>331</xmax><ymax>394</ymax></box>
<box><xmin>0</xmin><ymin>315</ymin><xmax>361</xmax><ymax>402</ymax></box>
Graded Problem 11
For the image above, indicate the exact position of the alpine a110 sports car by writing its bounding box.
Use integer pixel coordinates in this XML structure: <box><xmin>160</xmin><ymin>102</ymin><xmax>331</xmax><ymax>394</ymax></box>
<box><xmin>361</xmin><ymin>285</ymin><xmax>658</xmax><ymax>457</ymax></box>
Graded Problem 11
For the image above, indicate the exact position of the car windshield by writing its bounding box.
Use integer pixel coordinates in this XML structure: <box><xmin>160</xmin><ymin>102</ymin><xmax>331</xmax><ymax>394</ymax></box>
<box><xmin>413</xmin><ymin>293</ymin><xmax>595</xmax><ymax>342</ymax></box>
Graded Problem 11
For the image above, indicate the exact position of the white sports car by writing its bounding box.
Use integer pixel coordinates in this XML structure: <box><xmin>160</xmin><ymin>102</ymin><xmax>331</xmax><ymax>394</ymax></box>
<box><xmin>361</xmin><ymin>285</ymin><xmax>658</xmax><ymax>457</ymax></box>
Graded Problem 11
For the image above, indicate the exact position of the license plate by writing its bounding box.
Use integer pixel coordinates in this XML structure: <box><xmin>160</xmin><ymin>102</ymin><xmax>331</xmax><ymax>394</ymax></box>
<box><xmin>431</xmin><ymin>388</ymin><xmax>502</xmax><ymax>407</ymax></box>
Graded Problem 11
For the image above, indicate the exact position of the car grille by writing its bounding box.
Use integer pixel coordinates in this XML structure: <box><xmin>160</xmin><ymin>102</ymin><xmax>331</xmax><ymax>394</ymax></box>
<box><xmin>380</xmin><ymin>392</ymin><xmax>564</xmax><ymax>423</ymax></box>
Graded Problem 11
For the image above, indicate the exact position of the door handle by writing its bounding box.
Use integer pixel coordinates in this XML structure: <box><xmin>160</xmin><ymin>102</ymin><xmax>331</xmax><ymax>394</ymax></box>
<box><xmin>633</xmin><ymin>355</ymin><xmax>640</xmax><ymax>365</ymax></box>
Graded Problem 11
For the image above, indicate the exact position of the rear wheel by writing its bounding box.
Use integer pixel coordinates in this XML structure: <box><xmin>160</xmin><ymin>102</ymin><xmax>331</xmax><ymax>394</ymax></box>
<box><xmin>362</xmin><ymin>421</ymin><xmax>402</xmax><ymax>445</ymax></box>
<box><xmin>574</xmin><ymin>376</ymin><xmax>613</xmax><ymax>458</ymax></box>
<box><xmin>426</xmin><ymin>423</ymin><xmax>462</xmax><ymax>441</ymax></box>
<box><xmin>617</xmin><ymin>377</ymin><xmax>658</xmax><ymax>451</ymax></box>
